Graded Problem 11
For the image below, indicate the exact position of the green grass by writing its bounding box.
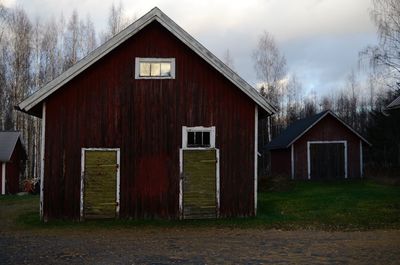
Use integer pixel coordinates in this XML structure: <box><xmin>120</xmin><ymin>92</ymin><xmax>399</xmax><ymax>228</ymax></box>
<box><xmin>1</xmin><ymin>180</ymin><xmax>399</xmax><ymax>231</ymax></box>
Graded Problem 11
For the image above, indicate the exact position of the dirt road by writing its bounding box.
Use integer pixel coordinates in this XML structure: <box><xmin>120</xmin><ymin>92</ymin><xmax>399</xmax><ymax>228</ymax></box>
<box><xmin>1</xmin><ymin>228</ymin><xmax>399</xmax><ymax>264</ymax></box>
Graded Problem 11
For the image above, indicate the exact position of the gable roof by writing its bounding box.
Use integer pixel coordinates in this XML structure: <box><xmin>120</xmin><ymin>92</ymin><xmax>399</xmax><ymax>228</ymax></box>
<box><xmin>387</xmin><ymin>95</ymin><xmax>400</xmax><ymax>110</ymax></box>
<box><xmin>266</xmin><ymin>110</ymin><xmax>371</xmax><ymax>150</ymax></box>
<box><xmin>18</xmin><ymin>7</ymin><xmax>276</xmax><ymax>116</ymax></box>
<box><xmin>0</xmin><ymin>131</ymin><xmax>25</xmax><ymax>162</ymax></box>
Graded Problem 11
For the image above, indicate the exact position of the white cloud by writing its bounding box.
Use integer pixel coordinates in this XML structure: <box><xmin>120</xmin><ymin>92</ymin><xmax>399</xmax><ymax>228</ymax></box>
<box><xmin>10</xmin><ymin>0</ymin><xmax>377</xmax><ymax>94</ymax></box>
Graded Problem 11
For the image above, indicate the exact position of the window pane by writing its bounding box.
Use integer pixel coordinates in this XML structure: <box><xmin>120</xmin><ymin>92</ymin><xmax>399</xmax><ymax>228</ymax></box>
<box><xmin>195</xmin><ymin>132</ymin><xmax>202</xmax><ymax>146</ymax></box>
<box><xmin>150</xmin><ymin>63</ymin><xmax>161</xmax><ymax>76</ymax></box>
<box><xmin>139</xmin><ymin>63</ymin><xmax>151</xmax><ymax>76</ymax></box>
<box><xmin>188</xmin><ymin>132</ymin><xmax>195</xmax><ymax>146</ymax></box>
<box><xmin>160</xmin><ymin>63</ymin><xmax>171</xmax><ymax>77</ymax></box>
<box><xmin>203</xmin><ymin>132</ymin><xmax>210</xmax><ymax>147</ymax></box>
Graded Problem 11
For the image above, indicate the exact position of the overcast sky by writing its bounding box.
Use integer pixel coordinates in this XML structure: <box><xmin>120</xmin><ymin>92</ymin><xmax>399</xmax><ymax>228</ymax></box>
<box><xmin>5</xmin><ymin>0</ymin><xmax>377</xmax><ymax>96</ymax></box>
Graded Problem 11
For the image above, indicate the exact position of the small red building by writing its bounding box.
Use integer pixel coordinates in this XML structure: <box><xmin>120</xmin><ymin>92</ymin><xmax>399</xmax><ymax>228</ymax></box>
<box><xmin>0</xmin><ymin>132</ymin><xmax>27</xmax><ymax>195</ymax></box>
<box><xmin>267</xmin><ymin>110</ymin><xmax>370</xmax><ymax>180</ymax></box>
<box><xmin>18</xmin><ymin>8</ymin><xmax>275</xmax><ymax>221</ymax></box>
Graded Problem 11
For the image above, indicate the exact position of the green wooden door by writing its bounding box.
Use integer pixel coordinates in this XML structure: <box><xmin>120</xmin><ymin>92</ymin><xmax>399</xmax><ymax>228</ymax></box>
<box><xmin>183</xmin><ymin>149</ymin><xmax>217</xmax><ymax>219</ymax></box>
<box><xmin>84</xmin><ymin>150</ymin><xmax>118</xmax><ymax>219</ymax></box>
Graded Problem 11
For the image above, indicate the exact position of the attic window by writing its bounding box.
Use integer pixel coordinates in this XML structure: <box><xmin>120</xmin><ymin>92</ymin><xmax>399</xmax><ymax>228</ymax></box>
<box><xmin>135</xmin><ymin>58</ymin><xmax>175</xmax><ymax>79</ymax></box>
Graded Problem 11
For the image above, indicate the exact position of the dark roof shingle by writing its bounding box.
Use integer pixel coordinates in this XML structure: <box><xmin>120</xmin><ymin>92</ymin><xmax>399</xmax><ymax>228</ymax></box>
<box><xmin>266</xmin><ymin>111</ymin><xmax>329</xmax><ymax>150</ymax></box>
<box><xmin>0</xmin><ymin>131</ymin><xmax>23</xmax><ymax>162</ymax></box>
<box><xmin>265</xmin><ymin>110</ymin><xmax>371</xmax><ymax>150</ymax></box>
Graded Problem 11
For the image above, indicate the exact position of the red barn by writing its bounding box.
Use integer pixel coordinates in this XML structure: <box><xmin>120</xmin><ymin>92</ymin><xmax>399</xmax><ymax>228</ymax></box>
<box><xmin>267</xmin><ymin>110</ymin><xmax>370</xmax><ymax>180</ymax></box>
<box><xmin>18</xmin><ymin>8</ymin><xmax>275</xmax><ymax>221</ymax></box>
<box><xmin>0</xmin><ymin>132</ymin><xmax>27</xmax><ymax>195</ymax></box>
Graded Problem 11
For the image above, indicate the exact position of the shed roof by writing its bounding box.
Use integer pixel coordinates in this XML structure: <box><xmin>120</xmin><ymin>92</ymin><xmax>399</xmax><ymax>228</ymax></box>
<box><xmin>266</xmin><ymin>110</ymin><xmax>371</xmax><ymax>150</ymax></box>
<box><xmin>0</xmin><ymin>131</ymin><xmax>25</xmax><ymax>162</ymax></box>
<box><xmin>387</xmin><ymin>95</ymin><xmax>400</xmax><ymax>110</ymax></box>
<box><xmin>18</xmin><ymin>7</ymin><xmax>276</xmax><ymax>117</ymax></box>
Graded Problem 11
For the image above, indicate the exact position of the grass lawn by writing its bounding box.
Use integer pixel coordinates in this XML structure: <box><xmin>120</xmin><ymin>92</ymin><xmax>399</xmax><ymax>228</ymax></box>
<box><xmin>1</xmin><ymin>180</ymin><xmax>399</xmax><ymax>231</ymax></box>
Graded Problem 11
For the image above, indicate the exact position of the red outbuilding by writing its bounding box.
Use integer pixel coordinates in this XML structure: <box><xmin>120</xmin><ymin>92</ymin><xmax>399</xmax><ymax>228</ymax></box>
<box><xmin>267</xmin><ymin>110</ymin><xmax>371</xmax><ymax>180</ymax></box>
<box><xmin>18</xmin><ymin>8</ymin><xmax>275</xmax><ymax>221</ymax></box>
<box><xmin>0</xmin><ymin>131</ymin><xmax>27</xmax><ymax>195</ymax></box>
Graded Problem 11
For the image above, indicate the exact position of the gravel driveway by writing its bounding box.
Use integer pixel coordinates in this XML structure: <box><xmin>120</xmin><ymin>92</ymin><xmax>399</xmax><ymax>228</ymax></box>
<box><xmin>1</xmin><ymin>228</ymin><xmax>399</xmax><ymax>264</ymax></box>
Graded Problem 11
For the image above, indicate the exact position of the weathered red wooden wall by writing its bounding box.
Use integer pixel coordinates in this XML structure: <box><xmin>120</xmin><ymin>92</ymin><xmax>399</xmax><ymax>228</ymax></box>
<box><xmin>43</xmin><ymin>21</ymin><xmax>257</xmax><ymax>220</ymax></box>
<box><xmin>293</xmin><ymin>115</ymin><xmax>362</xmax><ymax>179</ymax></box>
<box><xmin>270</xmin><ymin>149</ymin><xmax>291</xmax><ymax>177</ymax></box>
<box><xmin>4</xmin><ymin>140</ymin><xmax>24</xmax><ymax>194</ymax></box>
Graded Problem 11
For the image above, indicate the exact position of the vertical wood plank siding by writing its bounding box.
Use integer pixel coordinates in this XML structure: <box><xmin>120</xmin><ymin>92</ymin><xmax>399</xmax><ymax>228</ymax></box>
<box><xmin>43</xmin><ymin>21</ymin><xmax>255</xmax><ymax>220</ymax></box>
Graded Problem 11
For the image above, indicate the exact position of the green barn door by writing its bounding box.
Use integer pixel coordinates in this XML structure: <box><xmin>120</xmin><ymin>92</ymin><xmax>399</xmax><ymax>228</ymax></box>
<box><xmin>83</xmin><ymin>150</ymin><xmax>118</xmax><ymax>219</ymax></box>
<box><xmin>183</xmin><ymin>149</ymin><xmax>217</xmax><ymax>219</ymax></box>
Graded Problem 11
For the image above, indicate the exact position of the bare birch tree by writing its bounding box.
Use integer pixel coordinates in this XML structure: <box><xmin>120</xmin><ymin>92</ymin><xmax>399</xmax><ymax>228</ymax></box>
<box><xmin>361</xmin><ymin>0</ymin><xmax>400</xmax><ymax>85</ymax></box>
<box><xmin>253</xmin><ymin>31</ymin><xmax>287</xmax><ymax>142</ymax></box>
<box><xmin>63</xmin><ymin>10</ymin><xmax>81</xmax><ymax>69</ymax></box>
<box><xmin>100</xmin><ymin>2</ymin><xmax>133</xmax><ymax>43</ymax></box>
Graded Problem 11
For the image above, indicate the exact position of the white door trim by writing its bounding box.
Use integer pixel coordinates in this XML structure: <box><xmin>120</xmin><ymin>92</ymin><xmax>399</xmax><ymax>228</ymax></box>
<box><xmin>291</xmin><ymin>144</ymin><xmax>295</xmax><ymax>180</ymax></box>
<box><xmin>307</xmin><ymin>141</ymin><xmax>347</xmax><ymax>179</ymax></box>
<box><xmin>80</xmin><ymin>148</ymin><xmax>120</xmax><ymax>220</ymax></box>
<box><xmin>179</xmin><ymin>126</ymin><xmax>219</xmax><ymax>219</ymax></box>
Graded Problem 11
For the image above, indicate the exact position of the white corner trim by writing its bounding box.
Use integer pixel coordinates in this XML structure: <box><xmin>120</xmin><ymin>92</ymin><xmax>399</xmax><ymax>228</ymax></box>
<box><xmin>80</xmin><ymin>149</ymin><xmax>85</xmax><ymax>220</ymax></box>
<box><xmin>80</xmin><ymin>148</ymin><xmax>121</xmax><ymax>221</ymax></box>
<box><xmin>216</xmin><ymin>149</ymin><xmax>220</xmax><ymax>218</ymax></box>
<box><xmin>1</xmin><ymin>163</ymin><xmax>5</xmax><ymax>195</ymax></box>
<box><xmin>307</xmin><ymin>142</ymin><xmax>311</xmax><ymax>180</ymax></box>
<box><xmin>40</xmin><ymin>102</ymin><xmax>46</xmax><ymax>220</ymax></box>
<box><xmin>182</xmin><ymin>126</ymin><xmax>216</xmax><ymax>148</ymax></box>
<box><xmin>360</xmin><ymin>140</ymin><xmax>363</xmax><ymax>178</ymax></box>
<box><xmin>254</xmin><ymin>105</ymin><xmax>258</xmax><ymax>214</ymax></box>
<box><xmin>179</xmin><ymin>148</ymin><xmax>183</xmax><ymax>219</ymax></box>
<box><xmin>307</xmin><ymin>141</ymin><xmax>348</xmax><ymax>179</ymax></box>
<box><xmin>134</xmin><ymin>57</ymin><xmax>176</xmax><ymax>79</ymax></box>
<box><xmin>291</xmin><ymin>144</ymin><xmax>294</xmax><ymax>180</ymax></box>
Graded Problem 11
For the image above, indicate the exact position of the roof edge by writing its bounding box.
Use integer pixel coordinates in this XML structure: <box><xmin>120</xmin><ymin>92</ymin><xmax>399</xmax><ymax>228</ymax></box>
<box><xmin>18</xmin><ymin>7</ymin><xmax>276</xmax><ymax>115</ymax></box>
<box><xmin>286</xmin><ymin>110</ymin><xmax>371</xmax><ymax>147</ymax></box>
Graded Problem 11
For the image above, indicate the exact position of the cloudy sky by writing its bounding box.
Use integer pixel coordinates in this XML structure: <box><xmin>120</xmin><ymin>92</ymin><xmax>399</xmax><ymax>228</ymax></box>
<box><xmin>5</xmin><ymin>0</ymin><xmax>377</xmax><ymax>96</ymax></box>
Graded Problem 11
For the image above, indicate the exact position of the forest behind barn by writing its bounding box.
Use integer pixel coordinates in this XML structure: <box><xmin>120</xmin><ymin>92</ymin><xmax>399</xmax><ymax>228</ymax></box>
<box><xmin>0</xmin><ymin>0</ymin><xmax>399</xmax><ymax>185</ymax></box>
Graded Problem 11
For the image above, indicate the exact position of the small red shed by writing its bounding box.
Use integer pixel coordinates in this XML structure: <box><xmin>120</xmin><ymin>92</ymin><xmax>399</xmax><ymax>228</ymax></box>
<box><xmin>17</xmin><ymin>8</ymin><xmax>275</xmax><ymax>221</ymax></box>
<box><xmin>267</xmin><ymin>110</ymin><xmax>371</xmax><ymax>180</ymax></box>
<box><xmin>0</xmin><ymin>131</ymin><xmax>27</xmax><ymax>194</ymax></box>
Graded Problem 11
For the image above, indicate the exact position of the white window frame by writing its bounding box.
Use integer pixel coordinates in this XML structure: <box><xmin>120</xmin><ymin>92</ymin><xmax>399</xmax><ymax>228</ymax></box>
<box><xmin>179</xmin><ymin>126</ymin><xmax>220</xmax><ymax>218</ymax></box>
<box><xmin>307</xmin><ymin>141</ymin><xmax>347</xmax><ymax>179</ymax></box>
<box><xmin>181</xmin><ymin>126</ymin><xmax>216</xmax><ymax>149</ymax></box>
<box><xmin>135</xmin><ymin>57</ymin><xmax>176</xmax><ymax>79</ymax></box>
<box><xmin>80</xmin><ymin>148</ymin><xmax>121</xmax><ymax>221</ymax></box>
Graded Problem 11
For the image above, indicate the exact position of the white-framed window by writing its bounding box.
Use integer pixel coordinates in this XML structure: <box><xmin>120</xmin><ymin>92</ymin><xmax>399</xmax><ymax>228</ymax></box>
<box><xmin>135</xmin><ymin>57</ymin><xmax>175</xmax><ymax>79</ymax></box>
<box><xmin>182</xmin><ymin>126</ymin><xmax>215</xmax><ymax>149</ymax></box>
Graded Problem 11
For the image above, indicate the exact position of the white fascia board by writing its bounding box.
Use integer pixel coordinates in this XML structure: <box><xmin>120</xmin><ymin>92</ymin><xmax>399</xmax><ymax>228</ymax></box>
<box><xmin>18</xmin><ymin>7</ymin><xmax>276</xmax><ymax>115</ymax></box>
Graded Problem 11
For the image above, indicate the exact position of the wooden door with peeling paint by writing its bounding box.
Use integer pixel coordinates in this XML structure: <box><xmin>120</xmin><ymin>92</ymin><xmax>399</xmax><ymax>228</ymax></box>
<box><xmin>83</xmin><ymin>150</ymin><xmax>118</xmax><ymax>219</ymax></box>
<box><xmin>183</xmin><ymin>149</ymin><xmax>217</xmax><ymax>219</ymax></box>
